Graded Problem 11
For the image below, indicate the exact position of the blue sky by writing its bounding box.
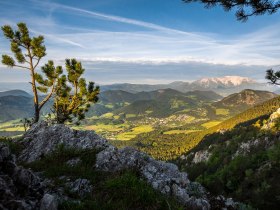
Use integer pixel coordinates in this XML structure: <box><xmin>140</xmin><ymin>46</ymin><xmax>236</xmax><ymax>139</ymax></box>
<box><xmin>0</xmin><ymin>0</ymin><xmax>280</xmax><ymax>84</ymax></box>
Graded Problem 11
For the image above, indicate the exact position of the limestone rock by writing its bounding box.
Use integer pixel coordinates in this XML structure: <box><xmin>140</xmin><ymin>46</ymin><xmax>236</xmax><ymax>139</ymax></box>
<box><xmin>66</xmin><ymin>158</ymin><xmax>81</xmax><ymax>167</ymax></box>
<box><xmin>13</xmin><ymin>122</ymin><xmax>238</xmax><ymax>209</ymax></box>
<box><xmin>96</xmin><ymin>146</ymin><xmax>210</xmax><ymax>209</ymax></box>
<box><xmin>0</xmin><ymin>143</ymin><xmax>44</xmax><ymax>210</ymax></box>
<box><xmin>40</xmin><ymin>194</ymin><xmax>58</xmax><ymax>210</ymax></box>
<box><xmin>192</xmin><ymin>150</ymin><xmax>211</xmax><ymax>164</ymax></box>
<box><xmin>262</xmin><ymin>108</ymin><xmax>280</xmax><ymax>130</ymax></box>
<box><xmin>19</xmin><ymin>121</ymin><xmax>109</xmax><ymax>162</ymax></box>
<box><xmin>65</xmin><ymin>179</ymin><xmax>93</xmax><ymax>198</ymax></box>
<box><xmin>233</xmin><ymin>137</ymin><xmax>273</xmax><ymax>158</ymax></box>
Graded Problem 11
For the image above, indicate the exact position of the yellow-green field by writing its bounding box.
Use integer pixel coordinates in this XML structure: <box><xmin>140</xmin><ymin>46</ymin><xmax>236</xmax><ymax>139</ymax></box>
<box><xmin>126</xmin><ymin>114</ymin><xmax>137</xmax><ymax>118</ymax></box>
<box><xmin>201</xmin><ymin>121</ymin><xmax>222</xmax><ymax>129</ymax></box>
<box><xmin>163</xmin><ymin>129</ymin><xmax>201</xmax><ymax>135</ymax></box>
<box><xmin>105</xmin><ymin>104</ymin><xmax>114</xmax><ymax>109</ymax></box>
<box><xmin>0</xmin><ymin>120</ymin><xmax>24</xmax><ymax>131</ymax></box>
<box><xmin>0</xmin><ymin>127</ymin><xmax>25</xmax><ymax>132</ymax></box>
<box><xmin>83</xmin><ymin>123</ymin><xmax>130</xmax><ymax>132</ymax></box>
<box><xmin>0</xmin><ymin>120</ymin><xmax>21</xmax><ymax>127</ymax></box>
<box><xmin>116</xmin><ymin>125</ymin><xmax>154</xmax><ymax>141</ymax></box>
<box><xmin>216</xmin><ymin>108</ymin><xmax>229</xmax><ymax>116</ymax></box>
<box><xmin>101</xmin><ymin>112</ymin><xmax>114</xmax><ymax>118</ymax></box>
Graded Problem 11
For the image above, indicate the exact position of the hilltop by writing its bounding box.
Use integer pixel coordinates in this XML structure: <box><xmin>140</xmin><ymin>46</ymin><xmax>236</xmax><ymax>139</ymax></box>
<box><xmin>213</xmin><ymin>89</ymin><xmax>278</xmax><ymax>114</ymax></box>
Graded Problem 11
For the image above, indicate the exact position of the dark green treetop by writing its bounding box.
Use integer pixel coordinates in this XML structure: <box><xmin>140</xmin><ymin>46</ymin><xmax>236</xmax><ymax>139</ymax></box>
<box><xmin>266</xmin><ymin>69</ymin><xmax>280</xmax><ymax>85</ymax></box>
<box><xmin>182</xmin><ymin>0</ymin><xmax>280</xmax><ymax>21</ymax></box>
<box><xmin>53</xmin><ymin>59</ymin><xmax>100</xmax><ymax>124</ymax></box>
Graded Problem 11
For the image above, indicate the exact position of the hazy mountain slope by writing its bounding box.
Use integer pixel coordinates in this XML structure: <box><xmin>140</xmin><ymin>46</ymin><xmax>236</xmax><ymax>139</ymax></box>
<box><xmin>100</xmin><ymin>89</ymin><xmax>221</xmax><ymax>104</ymax></box>
<box><xmin>0</xmin><ymin>90</ymin><xmax>31</xmax><ymax>97</ymax></box>
<box><xmin>184</xmin><ymin>90</ymin><xmax>222</xmax><ymax>101</ymax></box>
<box><xmin>0</xmin><ymin>94</ymin><xmax>52</xmax><ymax>122</ymax></box>
<box><xmin>99</xmin><ymin>90</ymin><xmax>136</xmax><ymax>103</ymax></box>
<box><xmin>0</xmin><ymin>95</ymin><xmax>33</xmax><ymax>122</ymax></box>
<box><xmin>101</xmin><ymin>83</ymin><xmax>168</xmax><ymax>93</ymax></box>
<box><xmin>114</xmin><ymin>100</ymin><xmax>170</xmax><ymax>117</ymax></box>
<box><xmin>0</xmin><ymin>83</ymin><xmax>32</xmax><ymax>93</ymax></box>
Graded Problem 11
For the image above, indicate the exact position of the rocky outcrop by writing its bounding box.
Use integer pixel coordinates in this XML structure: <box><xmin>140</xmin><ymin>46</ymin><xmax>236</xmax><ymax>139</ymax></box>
<box><xmin>180</xmin><ymin>149</ymin><xmax>211</xmax><ymax>166</ymax></box>
<box><xmin>262</xmin><ymin>108</ymin><xmax>280</xmax><ymax>130</ymax></box>
<box><xmin>0</xmin><ymin>143</ymin><xmax>57</xmax><ymax>210</ymax></box>
<box><xmin>66</xmin><ymin>158</ymin><xmax>81</xmax><ymax>167</ymax></box>
<box><xmin>233</xmin><ymin>136</ymin><xmax>275</xmax><ymax>158</ymax></box>
<box><xmin>40</xmin><ymin>194</ymin><xmax>58</xmax><ymax>210</ymax></box>
<box><xmin>95</xmin><ymin>146</ymin><xmax>210</xmax><ymax>209</ymax></box>
<box><xmin>65</xmin><ymin>178</ymin><xmax>93</xmax><ymax>198</ymax></box>
<box><xmin>15</xmin><ymin>122</ymin><xmax>238</xmax><ymax>210</ymax></box>
<box><xmin>192</xmin><ymin>150</ymin><xmax>211</xmax><ymax>164</ymax></box>
<box><xmin>19</xmin><ymin>121</ymin><xmax>109</xmax><ymax>162</ymax></box>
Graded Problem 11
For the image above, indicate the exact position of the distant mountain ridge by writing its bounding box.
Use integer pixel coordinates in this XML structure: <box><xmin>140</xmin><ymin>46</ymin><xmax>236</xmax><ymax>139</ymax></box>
<box><xmin>1</xmin><ymin>76</ymin><xmax>278</xmax><ymax>97</ymax></box>
<box><xmin>193</xmin><ymin>76</ymin><xmax>255</xmax><ymax>88</ymax></box>
<box><xmin>100</xmin><ymin>88</ymin><xmax>222</xmax><ymax>104</ymax></box>
<box><xmin>94</xmin><ymin>89</ymin><xmax>222</xmax><ymax>118</ymax></box>
<box><xmin>0</xmin><ymin>95</ymin><xmax>33</xmax><ymax>122</ymax></box>
<box><xmin>0</xmin><ymin>88</ymin><xmax>277</xmax><ymax>122</ymax></box>
<box><xmin>0</xmin><ymin>90</ymin><xmax>31</xmax><ymax>98</ymax></box>
<box><xmin>102</xmin><ymin>76</ymin><xmax>278</xmax><ymax>96</ymax></box>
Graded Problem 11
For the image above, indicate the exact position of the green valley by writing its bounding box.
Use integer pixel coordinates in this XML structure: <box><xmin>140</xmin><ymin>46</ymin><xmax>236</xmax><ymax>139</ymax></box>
<box><xmin>0</xmin><ymin>88</ymin><xmax>278</xmax><ymax>146</ymax></box>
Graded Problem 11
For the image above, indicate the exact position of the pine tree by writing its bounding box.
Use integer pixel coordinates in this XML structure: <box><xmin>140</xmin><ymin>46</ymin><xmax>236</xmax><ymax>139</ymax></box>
<box><xmin>182</xmin><ymin>0</ymin><xmax>280</xmax><ymax>21</ymax></box>
<box><xmin>266</xmin><ymin>69</ymin><xmax>280</xmax><ymax>85</ymax></box>
<box><xmin>1</xmin><ymin>23</ymin><xmax>62</xmax><ymax>123</ymax></box>
<box><xmin>53</xmin><ymin>59</ymin><xmax>100</xmax><ymax>124</ymax></box>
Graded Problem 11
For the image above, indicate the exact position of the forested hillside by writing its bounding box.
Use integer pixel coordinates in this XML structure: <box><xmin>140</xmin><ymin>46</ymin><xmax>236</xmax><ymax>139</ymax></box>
<box><xmin>113</xmin><ymin>96</ymin><xmax>280</xmax><ymax>160</ymax></box>
<box><xmin>176</xmin><ymin>108</ymin><xmax>280</xmax><ymax>209</ymax></box>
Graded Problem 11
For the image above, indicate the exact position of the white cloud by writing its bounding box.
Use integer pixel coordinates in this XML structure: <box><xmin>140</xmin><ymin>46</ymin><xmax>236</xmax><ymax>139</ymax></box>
<box><xmin>1</xmin><ymin>0</ymin><xmax>280</xmax><ymax>84</ymax></box>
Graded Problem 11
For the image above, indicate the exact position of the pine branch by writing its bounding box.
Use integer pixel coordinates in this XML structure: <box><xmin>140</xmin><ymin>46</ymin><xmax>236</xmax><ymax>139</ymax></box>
<box><xmin>13</xmin><ymin>64</ymin><xmax>30</xmax><ymax>70</ymax></box>
<box><xmin>268</xmin><ymin>81</ymin><xmax>280</xmax><ymax>85</ymax></box>
<box><xmin>33</xmin><ymin>57</ymin><xmax>41</xmax><ymax>70</ymax></box>
<box><xmin>39</xmin><ymin>83</ymin><xmax>55</xmax><ymax>110</ymax></box>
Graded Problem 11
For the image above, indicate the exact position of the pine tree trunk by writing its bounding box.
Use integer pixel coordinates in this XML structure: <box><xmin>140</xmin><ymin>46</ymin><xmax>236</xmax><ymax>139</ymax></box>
<box><xmin>34</xmin><ymin>104</ymin><xmax>40</xmax><ymax>123</ymax></box>
<box><xmin>28</xmin><ymin>47</ymin><xmax>40</xmax><ymax>123</ymax></box>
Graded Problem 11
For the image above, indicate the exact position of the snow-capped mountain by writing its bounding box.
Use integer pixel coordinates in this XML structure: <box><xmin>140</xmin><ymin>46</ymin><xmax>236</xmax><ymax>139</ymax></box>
<box><xmin>101</xmin><ymin>76</ymin><xmax>278</xmax><ymax>96</ymax></box>
<box><xmin>193</xmin><ymin>76</ymin><xmax>256</xmax><ymax>88</ymax></box>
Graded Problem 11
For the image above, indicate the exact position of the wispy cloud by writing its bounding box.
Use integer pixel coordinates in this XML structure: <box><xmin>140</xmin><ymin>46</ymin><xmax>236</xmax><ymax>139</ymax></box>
<box><xmin>1</xmin><ymin>0</ymin><xmax>280</xmax><ymax>84</ymax></box>
<box><xmin>36</xmin><ymin>0</ymin><xmax>209</xmax><ymax>39</ymax></box>
<box><xmin>23</xmin><ymin>0</ymin><xmax>280</xmax><ymax>66</ymax></box>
